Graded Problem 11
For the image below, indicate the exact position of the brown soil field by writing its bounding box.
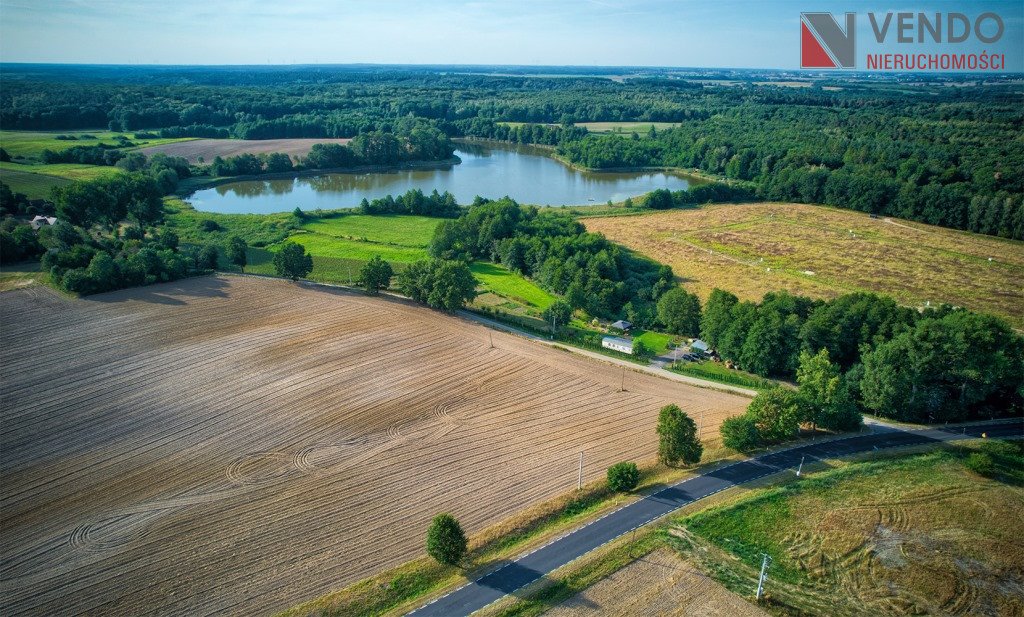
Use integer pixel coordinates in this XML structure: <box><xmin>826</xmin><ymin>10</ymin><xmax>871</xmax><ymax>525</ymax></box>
<box><xmin>0</xmin><ymin>276</ymin><xmax>748</xmax><ymax>616</ymax></box>
<box><xmin>136</xmin><ymin>138</ymin><xmax>351</xmax><ymax>163</ymax></box>
<box><xmin>584</xmin><ymin>203</ymin><xmax>1024</xmax><ymax>328</ymax></box>
<box><xmin>545</xmin><ymin>549</ymin><xmax>767</xmax><ymax>617</ymax></box>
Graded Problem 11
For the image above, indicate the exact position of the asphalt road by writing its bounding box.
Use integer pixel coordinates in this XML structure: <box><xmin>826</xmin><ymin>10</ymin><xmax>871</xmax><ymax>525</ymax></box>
<box><xmin>408</xmin><ymin>419</ymin><xmax>1022</xmax><ymax>616</ymax></box>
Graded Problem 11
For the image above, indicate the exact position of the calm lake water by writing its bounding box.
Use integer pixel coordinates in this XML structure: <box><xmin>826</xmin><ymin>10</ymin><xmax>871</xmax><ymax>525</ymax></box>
<box><xmin>187</xmin><ymin>142</ymin><xmax>696</xmax><ymax>214</ymax></box>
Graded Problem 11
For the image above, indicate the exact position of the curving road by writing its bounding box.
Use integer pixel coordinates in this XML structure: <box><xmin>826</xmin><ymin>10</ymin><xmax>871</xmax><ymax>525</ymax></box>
<box><xmin>408</xmin><ymin>419</ymin><xmax>1022</xmax><ymax>616</ymax></box>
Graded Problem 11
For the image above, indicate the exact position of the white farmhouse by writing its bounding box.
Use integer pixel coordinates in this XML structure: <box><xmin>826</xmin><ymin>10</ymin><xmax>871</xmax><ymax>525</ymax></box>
<box><xmin>602</xmin><ymin>336</ymin><xmax>634</xmax><ymax>355</ymax></box>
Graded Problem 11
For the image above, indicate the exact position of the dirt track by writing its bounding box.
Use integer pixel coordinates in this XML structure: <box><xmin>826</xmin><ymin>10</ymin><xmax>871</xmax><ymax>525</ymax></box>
<box><xmin>0</xmin><ymin>276</ymin><xmax>748</xmax><ymax>615</ymax></box>
<box><xmin>136</xmin><ymin>138</ymin><xmax>351</xmax><ymax>163</ymax></box>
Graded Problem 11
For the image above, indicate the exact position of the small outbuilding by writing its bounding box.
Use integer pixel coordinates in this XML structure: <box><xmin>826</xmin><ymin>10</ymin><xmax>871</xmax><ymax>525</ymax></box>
<box><xmin>610</xmin><ymin>320</ymin><xmax>632</xmax><ymax>332</ymax></box>
<box><xmin>690</xmin><ymin>339</ymin><xmax>710</xmax><ymax>353</ymax></box>
<box><xmin>602</xmin><ymin>336</ymin><xmax>634</xmax><ymax>355</ymax></box>
<box><xmin>30</xmin><ymin>216</ymin><xmax>57</xmax><ymax>230</ymax></box>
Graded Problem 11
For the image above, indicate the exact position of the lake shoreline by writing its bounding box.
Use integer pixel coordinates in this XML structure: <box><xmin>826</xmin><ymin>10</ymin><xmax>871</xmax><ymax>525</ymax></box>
<box><xmin>175</xmin><ymin>155</ymin><xmax>463</xmax><ymax>197</ymax></box>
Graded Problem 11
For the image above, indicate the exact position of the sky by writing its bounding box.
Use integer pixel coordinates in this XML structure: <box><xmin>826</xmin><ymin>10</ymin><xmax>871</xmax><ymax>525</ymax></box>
<box><xmin>1</xmin><ymin>0</ymin><xmax>1021</xmax><ymax>71</ymax></box>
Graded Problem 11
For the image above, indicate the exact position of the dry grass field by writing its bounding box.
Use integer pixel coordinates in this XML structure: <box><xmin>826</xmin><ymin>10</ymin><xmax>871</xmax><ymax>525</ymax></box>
<box><xmin>0</xmin><ymin>276</ymin><xmax>748</xmax><ymax>616</ymax></box>
<box><xmin>584</xmin><ymin>203</ymin><xmax>1024</xmax><ymax>328</ymax></box>
<box><xmin>544</xmin><ymin>549</ymin><xmax>767</xmax><ymax>617</ymax></box>
<box><xmin>678</xmin><ymin>446</ymin><xmax>1024</xmax><ymax>616</ymax></box>
<box><xmin>136</xmin><ymin>138</ymin><xmax>352</xmax><ymax>163</ymax></box>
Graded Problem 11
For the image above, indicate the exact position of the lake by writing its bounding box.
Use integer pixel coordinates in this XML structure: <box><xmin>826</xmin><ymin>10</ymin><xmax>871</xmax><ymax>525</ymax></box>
<box><xmin>186</xmin><ymin>142</ymin><xmax>697</xmax><ymax>214</ymax></box>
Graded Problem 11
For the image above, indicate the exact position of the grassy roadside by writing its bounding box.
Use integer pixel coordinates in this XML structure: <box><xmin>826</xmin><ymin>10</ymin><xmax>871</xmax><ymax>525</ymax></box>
<box><xmin>274</xmin><ymin>438</ymin><xmax>751</xmax><ymax>617</ymax></box>
<box><xmin>485</xmin><ymin>439</ymin><xmax>1024</xmax><ymax>617</ymax></box>
<box><xmin>274</xmin><ymin>423</ymin><xmax>910</xmax><ymax>617</ymax></box>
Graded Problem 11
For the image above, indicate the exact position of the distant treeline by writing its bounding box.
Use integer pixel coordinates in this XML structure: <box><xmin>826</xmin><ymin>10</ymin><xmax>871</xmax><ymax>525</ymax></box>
<box><xmin>2</xmin><ymin>67</ymin><xmax>1020</xmax><ymax>238</ymax></box>
<box><xmin>209</xmin><ymin>124</ymin><xmax>452</xmax><ymax>177</ymax></box>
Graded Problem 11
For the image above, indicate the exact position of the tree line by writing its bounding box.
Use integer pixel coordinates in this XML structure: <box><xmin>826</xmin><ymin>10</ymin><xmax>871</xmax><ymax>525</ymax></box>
<box><xmin>430</xmin><ymin>197</ymin><xmax>673</xmax><ymax>319</ymax></box>
<box><xmin>699</xmin><ymin>289</ymin><xmax>1022</xmax><ymax>424</ymax></box>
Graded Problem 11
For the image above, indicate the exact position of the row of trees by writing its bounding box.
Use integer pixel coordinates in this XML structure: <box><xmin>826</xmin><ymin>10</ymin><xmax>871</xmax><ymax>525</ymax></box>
<box><xmin>358</xmin><ymin>189</ymin><xmax>460</xmax><ymax>217</ymax></box>
<box><xmin>430</xmin><ymin>198</ymin><xmax>673</xmax><ymax>318</ymax></box>
<box><xmin>207</xmin><ymin>126</ymin><xmax>454</xmax><ymax>178</ymax></box>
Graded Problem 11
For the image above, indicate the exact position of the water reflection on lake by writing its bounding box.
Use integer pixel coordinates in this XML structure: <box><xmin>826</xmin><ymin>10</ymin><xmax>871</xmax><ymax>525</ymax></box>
<box><xmin>188</xmin><ymin>142</ymin><xmax>697</xmax><ymax>214</ymax></box>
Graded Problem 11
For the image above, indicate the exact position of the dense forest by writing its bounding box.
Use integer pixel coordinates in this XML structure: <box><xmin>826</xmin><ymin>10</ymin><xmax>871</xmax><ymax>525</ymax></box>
<box><xmin>699</xmin><ymin>288</ymin><xmax>1023</xmax><ymax>423</ymax></box>
<box><xmin>3</xmin><ymin>65</ymin><xmax>1020</xmax><ymax>237</ymax></box>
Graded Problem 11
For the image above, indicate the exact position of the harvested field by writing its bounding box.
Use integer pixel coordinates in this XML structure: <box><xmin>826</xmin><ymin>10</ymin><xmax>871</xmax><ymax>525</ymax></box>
<box><xmin>136</xmin><ymin>138</ymin><xmax>352</xmax><ymax>163</ymax></box>
<box><xmin>546</xmin><ymin>549</ymin><xmax>767</xmax><ymax>617</ymax></box>
<box><xmin>584</xmin><ymin>203</ymin><xmax>1024</xmax><ymax>328</ymax></box>
<box><xmin>0</xmin><ymin>276</ymin><xmax>748</xmax><ymax>616</ymax></box>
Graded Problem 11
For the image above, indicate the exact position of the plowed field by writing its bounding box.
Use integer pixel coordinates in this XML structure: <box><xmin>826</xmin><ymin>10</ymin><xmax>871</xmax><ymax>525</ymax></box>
<box><xmin>0</xmin><ymin>276</ymin><xmax>748</xmax><ymax>616</ymax></box>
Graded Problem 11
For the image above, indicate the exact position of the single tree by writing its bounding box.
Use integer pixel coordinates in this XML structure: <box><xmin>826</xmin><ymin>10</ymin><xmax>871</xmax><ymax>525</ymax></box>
<box><xmin>720</xmin><ymin>414</ymin><xmax>760</xmax><ymax>451</ymax></box>
<box><xmin>227</xmin><ymin>236</ymin><xmax>248</xmax><ymax>272</ymax></box>
<box><xmin>606</xmin><ymin>462</ymin><xmax>640</xmax><ymax>492</ymax></box>
<box><xmin>425</xmin><ymin>513</ymin><xmax>467</xmax><ymax>566</ymax></box>
<box><xmin>542</xmin><ymin>299</ymin><xmax>573</xmax><ymax>335</ymax></box>
<box><xmin>360</xmin><ymin>255</ymin><xmax>393</xmax><ymax>294</ymax></box>
<box><xmin>632</xmin><ymin>339</ymin><xmax>655</xmax><ymax>362</ymax></box>
<box><xmin>656</xmin><ymin>287</ymin><xmax>702</xmax><ymax>336</ymax></box>
<box><xmin>747</xmin><ymin>387</ymin><xmax>802</xmax><ymax>442</ymax></box>
<box><xmin>199</xmin><ymin>244</ymin><xmax>219</xmax><ymax>270</ymax></box>
<box><xmin>656</xmin><ymin>404</ymin><xmax>703</xmax><ymax>466</ymax></box>
<box><xmin>273</xmin><ymin>241</ymin><xmax>313</xmax><ymax>281</ymax></box>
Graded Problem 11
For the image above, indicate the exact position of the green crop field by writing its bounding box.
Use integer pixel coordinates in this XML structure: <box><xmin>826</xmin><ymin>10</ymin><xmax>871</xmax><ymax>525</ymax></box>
<box><xmin>575</xmin><ymin>121</ymin><xmax>681</xmax><ymax>134</ymax></box>
<box><xmin>0</xmin><ymin>167</ymin><xmax>72</xmax><ymax>199</ymax></box>
<box><xmin>0</xmin><ymin>130</ymin><xmax>192</xmax><ymax>159</ymax></box>
<box><xmin>283</xmin><ymin>233</ymin><xmax>429</xmax><ymax>264</ymax></box>
<box><xmin>301</xmin><ymin>214</ymin><xmax>441</xmax><ymax>248</ymax></box>
<box><xmin>469</xmin><ymin>262</ymin><xmax>556</xmax><ymax>310</ymax></box>
<box><xmin>632</xmin><ymin>329</ymin><xmax>676</xmax><ymax>354</ymax></box>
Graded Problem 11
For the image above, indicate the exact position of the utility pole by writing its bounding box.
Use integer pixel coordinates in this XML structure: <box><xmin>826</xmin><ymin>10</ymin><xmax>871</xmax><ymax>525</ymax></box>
<box><xmin>699</xmin><ymin>408</ymin><xmax>705</xmax><ymax>439</ymax></box>
<box><xmin>489</xmin><ymin>330</ymin><xmax>494</xmax><ymax>349</ymax></box>
<box><xmin>577</xmin><ymin>451</ymin><xmax>584</xmax><ymax>490</ymax></box>
<box><xmin>619</xmin><ymin>366</ymin><xmax>625</xmax><ymax>392</ymax></box>
<box><xmin>550</xmin><ymin>313</ymin><xmax>556</xmax><ymax>340</ymax></box>
<box><xmin>755</xmin><ymin>554</ymin><xmax>772</xmax><ymax>600</ymax></box>
<box><xmin>796</xmin><ymin>455</ymin><xmax>805</xmax><ymax>477</ymax></box>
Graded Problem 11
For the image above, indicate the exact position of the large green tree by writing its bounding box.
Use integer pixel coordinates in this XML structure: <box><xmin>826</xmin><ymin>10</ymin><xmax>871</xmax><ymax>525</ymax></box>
<box><xmin>360</xmin><ymin>255</ymin><xmax>393</xmax><ymax>295</ymax></box>
<box><xmin>273</xmin><ymin>242</ymin><xmax>313</xmax><ymax>281</ymax></box>
<box><xmin>227</xmin><ymin>236</ymin><xmax>248</xmax><ymax>272</ymax></box>
<box><xmin>398</xmin><ymin>258</ymin><xmax>477</xmax><ymax>311</ymax></box>
<box><xmin>657</xmin><ymin>287</ymin><xmax>701</xmax><ymax>336</ymax></box>
<box><xmin>426</xmin><ymin>513</ymin><xmax>467</xmax><ymax>566</ymax></box>
<box><xmin>656</xmin><ymin>404</ymin><xmax>702</xmax><ymax>466</ymax></box>
<box><xmin>747</xmin><ymin>387</ymin><xmax>802</xmax><ymax>442</ymax></box>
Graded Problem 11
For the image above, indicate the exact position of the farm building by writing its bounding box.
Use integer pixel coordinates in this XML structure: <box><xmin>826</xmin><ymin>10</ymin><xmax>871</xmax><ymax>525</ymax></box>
<box><xmin>610</xmin><ymin>320</ymin><xmax>632</xmax><ymax>331</ymax></box>
<box><xmin>602</xmin><ymin>336</ymin><xmax>634</xmax><ymax>354</ymax></box>
<box><xmin>30</xmin><ymin>216</ymin><xmax>57</xmax><ymax>230</ymax></box>
<box><xmin>690</xmin><ymin>339</ymin><xmax>709</xmax><ymax>353</ymax></box>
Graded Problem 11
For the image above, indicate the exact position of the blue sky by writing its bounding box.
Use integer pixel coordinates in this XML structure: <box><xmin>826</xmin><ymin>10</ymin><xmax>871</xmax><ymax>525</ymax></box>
<box><xmin>1</xmin><ymin>0</ymin><xmax>1021</xmax><ymax>70</ymax></box>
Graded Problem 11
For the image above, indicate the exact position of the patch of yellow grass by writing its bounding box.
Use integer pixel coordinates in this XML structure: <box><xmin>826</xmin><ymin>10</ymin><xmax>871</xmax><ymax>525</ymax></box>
<box><xmin>585</xmin><ymin>203</ymin><xmax>1024</xmax><ymax>327</ymax></box>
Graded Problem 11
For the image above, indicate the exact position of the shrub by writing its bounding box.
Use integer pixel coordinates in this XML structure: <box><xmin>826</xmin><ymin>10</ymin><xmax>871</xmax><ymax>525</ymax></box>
<box><xmin>721</xmin><ymin>414</ymin><xmax>761</xmax><ymax>451</ymax></box>
<box><xmin>964</xmin><ymin>452</ymin><xmax>995</xmax><ymax>477</ymax></box>
<box><xmin>425</xmin><ymin>513</ymin><xmax>467</xmax><ymax>566</ymax></box>
<box><xmin>606</xmin><ymin>462</ymin><xmax>640</xmax><ymax>492</ymax></box>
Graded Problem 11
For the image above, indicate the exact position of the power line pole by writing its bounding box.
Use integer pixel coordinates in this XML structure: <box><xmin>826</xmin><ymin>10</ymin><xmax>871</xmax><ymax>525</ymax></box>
<box><xmin>796</xmin><ymin>455</ymin><xmax>805</xmax><ymax>477</ymax></box>
<box><xmin>699</xmin><ymin>408</ymin><xmax>705</xmax><ymax>439</ymax></box>
<box><xmin>619</xmin><ymin>366</ymin><xmax>625</xmax><ymax>392</ymax></box>
<box><xmin>755</xmin><ymin>554</ymin><xmax>772</xmax><ymax>600</ymax></box>
<box><xmin>577</xmin><ymin>451</ymin><xmax>584</xmax><ymax>490</ymax></box>
<box><xmin>489</xmin><ymin>330</ymin><xmax>494</xmax><ymax>349</ymax></box>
